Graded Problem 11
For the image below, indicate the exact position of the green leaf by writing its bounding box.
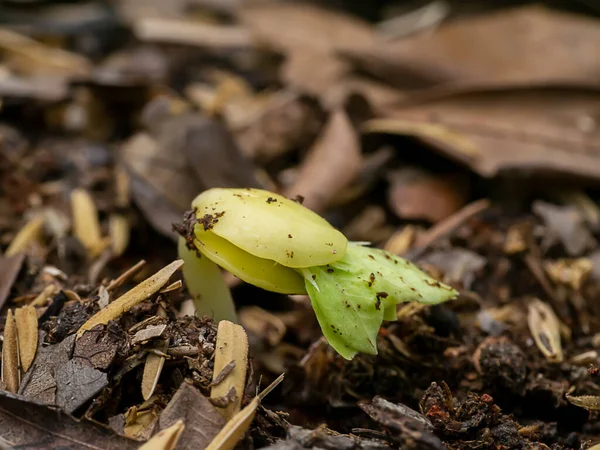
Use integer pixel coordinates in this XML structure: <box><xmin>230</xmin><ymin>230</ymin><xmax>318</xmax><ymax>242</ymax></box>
<box><xmin>302</xmin><ymin>242</ymin><xmax>457</xmax><ymax>359</ymax></box>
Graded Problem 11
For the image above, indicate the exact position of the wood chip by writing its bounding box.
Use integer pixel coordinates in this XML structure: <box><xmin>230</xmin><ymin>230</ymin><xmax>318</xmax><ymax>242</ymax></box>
<box><xmin>139</xmin><ymin>420</ymin><xmax>185</xmax><ymax>450</ymax></box>
<box><xmin>1</xmin><ymin>310</ymin><xmax>20</xmax><ymax>392</ymax></box>
<box><xmin>527</xmin><ymin>298</ymin><xmax>564</xmax><ymax>363</ymax></box>
<box><xmin>14</xmin><ymin>305</ymin><xmax>38</xmax><ymax>373</ymax></box>
<box><xmin>5</xmin><ymin>215</ymin><xmax>45</xmax><ymax>257</ymax></box>
<box><xmin>76</xmin><ymin>260</ymin><xmax>184</xmax><ymax>338</ymax></box>
<box><xmin>205</xmin><ymin>374</ymin><xmax>284</xmax><ymax>450</ymax></box>
<box><xmin>71</xmin><ymin>188</ymin><xmax>106</xmax><ymax>258</ymax></box>
<box><xmin>132</xmin><ymin>324</ymin><xmax>168</xmax><ymax>345</ymax></box>
<box><xmin>210</xmin><ymin>321</ymin><xmax>249</xmax><ymax>420</ymax></box>
<box><xmin>142</xmin><ymin>340</ymin><xmax>168</xmax><ymax>401</ymax></box>
<box><xmin>566</xmin><ymin>393</ymin><xmax>600</xmax><ymax>411</ymax></box>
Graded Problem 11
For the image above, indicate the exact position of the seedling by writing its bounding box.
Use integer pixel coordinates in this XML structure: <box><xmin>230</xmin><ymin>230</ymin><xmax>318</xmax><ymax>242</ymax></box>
<box><xmin>177</xmin><ymin>188</ymin><xmax>457</xmax><ymax>359</ymax></box>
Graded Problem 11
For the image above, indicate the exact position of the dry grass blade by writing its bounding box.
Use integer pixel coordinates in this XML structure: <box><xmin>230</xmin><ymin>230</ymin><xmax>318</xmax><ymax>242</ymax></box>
<box><xmin>527</xmin><ymin>298</ymin><xmax>564</xmax><ymax>363</ymax></box>
<box><xmin>205</xmin><ymin>374</ymin><xmax>284</xmax><ymax>450</ymax></box>
<box><xmin>142</xmin><ymin>340</ymin><xmax>168</xmax><ymax>401</ymax></box>
<box><xmin>566</xmin><ymin>393</ymin><xmax>600</xmax><ymax>411</ymax></box>
<box><xmin>5</xmin><ymin>215</ymin><xmax>45</xmax><ymax>257</ymax></box>
<box><xmin>138</xmin><ymin>420</ymin><xmax>185</xmax><ymax>450</ymax></box>
<box><xmin>1</xmin><ymin>310</ymin><xmax>20</xmax><ymax>392</ymax></box>
<box><xmin>76</xmin><ymin>260</ymin><xmax>184</xmax><ymax>339</ymax></box>
<box><xmin>71</xmin><ymin>188</ymin><xmax>106</xmax><ymax>258</ymax></box>
<box><xmin>14</xmin><ymin>305</ymin><xmax>38</xmax><ymax>373</ymax></box>
<box><xmin>211</xmin><ymin>321</ymin><xmax>249</xmax><ymax>420</ymax></box>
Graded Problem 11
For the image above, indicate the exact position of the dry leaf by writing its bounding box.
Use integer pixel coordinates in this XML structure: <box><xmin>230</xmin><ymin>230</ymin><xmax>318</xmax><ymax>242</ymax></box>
<box><xmin>77</xmin><ymin>260</ymin><xmax>184</xmax><ymax>338</ymax></box>
<box><xmin>0</xmin><ymin>253</ymin><xmax>25</xmax><ymax>310</ymax></box>
<box><xmin>205</xmin><ymin>374</ymin><xmax>284</xmax><ymax>450</ymax></box>
<box><xmin>71</xmin><ymin>188</ymin><xmax>106</xmax><ymax>258</ymax></box>
<box><xmin>527</xmin><ymin>299</ymin><xmax>563</xmax><ymax>363</ymax></box>
<box><xmin>110</xmin><ymin>214</ymin><xmax>130</xmax><ymax>258</ymax></box>
<box><xmin>124</xmin><ymin>406</ymin><xmax>159</xmax><ymax>440</ymax></box>
<box><xmin>284</xmin><ymin>109</ymin><xmax>362</xmax><ymax>212</ymax></box>
<box><xmin>14</xmin><ymin>305</ymin><xmax>37</xmax><ymax>373</ymax></box>
<box><xmin>142</xmin><ymin>340</ymin><xmax>168</xmax><ymax>401</ymax></box>
<box><xmin>5</xmin><ymin>215</ymin><xmax>45</xmax><ymax>257</ymax></box>
<box><xmin>30</xmin><ymin>284</ymin><xmax>58</xmax><ymax>307</ymax></box>
<box><xmin>139</xmin><ymin>420</ymin><xmax>185</xmax><ymax>450</ymax></box>
<box><xmin>211</xmin><ymin>321</ymin><xmax>248</xmax><ymax>420</ymax></box>
<box><xmin>566</xmin><ymin>393</ymin><xmax>600</xmax><ymax>411</ymax></box>
<box><xmin>384</xmin><ymin>226</ymin><xmax>417</xmax><ymax>255</ymax></box>
<box><xmin>238</xmin><ymin>306</ymin><xmax>286</xmax><ymax>347</ymax></box>
<box><xmin>1</xmin><ymin>310</ymin><xmax>19</xmax><ymax>393</ymax></box>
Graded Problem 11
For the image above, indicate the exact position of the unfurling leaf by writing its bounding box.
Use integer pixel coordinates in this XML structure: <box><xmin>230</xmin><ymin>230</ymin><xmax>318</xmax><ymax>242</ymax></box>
<box><xmin>302</xmin><ymin>243</ymin><xmax>457</xmax><ymax>359</ymax></box>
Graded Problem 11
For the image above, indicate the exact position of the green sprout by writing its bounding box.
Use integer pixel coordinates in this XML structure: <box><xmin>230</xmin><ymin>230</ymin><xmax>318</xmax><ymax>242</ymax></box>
<box><xmin>177</xmin><ymin>188</ymin><xmax>457</xmax><ymax>359</ymax></box>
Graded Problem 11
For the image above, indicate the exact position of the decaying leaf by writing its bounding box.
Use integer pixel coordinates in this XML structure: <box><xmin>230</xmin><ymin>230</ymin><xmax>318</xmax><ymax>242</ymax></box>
<box><xmin>283</xmin><ymin>109</ymin><xmax>362</xmax><ymax>213</ymax></box>
<box><xmin>5</xmin><ymin>215</ymin><xmax>45</xmax><ymax>257</ymax></box>
<box><xmin>1</xmin><ymin>310</ymin><xmax>19</xmax><ymax>393</ymax></box>
<box><xmin>566</xmin><ymin>393</ymin><xmax>600</xmax><ymax>411</ymax></box>
<box><xmin>0</xmin><ymin>253</ymin><xmax>25</xmax><ymax>310</ymax></box>
<box><xmin>55</xmin><ymin>359</ymin><xmax>108</xmax><ymax>414</ymax></box>
<box><xmin>139</xmin><ymin>420</ymin><xmax>184</xmax><ymax>450</ymax></box>
<box><xmin>0</xmin><ymin>389</ymin><xmax>137</xmax><ymax>449</ymax></box>
<box><xmin>211</xmin><ymin>320</ymin><xmax>249</xmax><ymax>420</ymax></box>
<box><xmin>527</xmin><ymin>299</ymin><xmax>563</xmax><ymax>363</ymax></box>
<box><xmin>142</xmin><ymin>340</ymin><xmax>168</xmax><ymax>401</ymax></box>
<box><xmin>14</xmin><ymin>305</ymin><xmax>37</xmax><ymax>373</ymax></box>
<box><xmin>205</xmin><ymin>374</ymin><xmax>284</xmax><ymax>450</ymax></box>
<box><xmin>71</xmin><ymin>188</ymin><xmax>106</xmax><ymax>258</ymax></box>
<box><xmin>158</xmin><ymin>382</ymin><xmax>225</xmax><ymax>450</ymax></box>
<box><xmin>76</xmin><ymin>260</ymin><xmax>184</xmax><ymax>338</ymax></box>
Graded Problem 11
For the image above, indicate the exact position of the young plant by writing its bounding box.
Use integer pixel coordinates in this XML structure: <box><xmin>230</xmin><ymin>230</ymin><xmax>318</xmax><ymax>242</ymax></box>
<box><xmin>177</xmin><ymin>188</ymin><xmax>457</xmax><ymax>359</ymax></box>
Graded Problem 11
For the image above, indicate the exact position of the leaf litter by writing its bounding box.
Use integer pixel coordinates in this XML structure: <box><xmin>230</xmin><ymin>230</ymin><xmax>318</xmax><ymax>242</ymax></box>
<box><xmin>2</xmin><ymin>1</ymin><xmax>600</xmax><ymax>449</ymax></box>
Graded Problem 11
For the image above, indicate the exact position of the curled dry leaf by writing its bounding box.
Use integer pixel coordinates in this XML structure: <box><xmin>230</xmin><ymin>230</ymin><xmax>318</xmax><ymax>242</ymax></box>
<box><xmin>283</xmin><ymin>109</ymin><xmax>362</xmax><ymax>213</ymax></box>
<box><xmin>566</xmin><ymin>393</ymin><xmax>600</xmax><ymax>411</ymax></box>
<box><xmin>71</xmin><ymin>188</ymin><xmax>106</xmax><ymax>258</ymax></box>
<box><xmin>14</xmin><ymin>305</ymin><xmax>38</xmax><ymax>373</ymax></box>
<box><xmin>5</xmin><ymin>214</ymin><xmax>45</xmax><ymax>257</ymax></box>
<box><xmin>1</xmin><ymin>310</ymin><xmax>20</xmax><ymax>393</ymax></box>
<box><xmin>527</xmin><ymin>299</ymin><xmax>564</xmax><ymax>363</ymax></box>
<box><xmin>205</xmin><ymin>374</ymin><xmax>284</xmax><ymax>450</ymax></box>
<box><xmin>138</xmin><ymin>419</ymin><xmax>185</xmax><ymax>450</ymax></box>
<box><xmin>76</xmin><ymin>259</ymin><xmax>184</xmax><ymax>338</ymax></box>
<box><xmin>211</xmin><ymin>320</ymin><xmax>249</xmax><ymax>420</ymax></box>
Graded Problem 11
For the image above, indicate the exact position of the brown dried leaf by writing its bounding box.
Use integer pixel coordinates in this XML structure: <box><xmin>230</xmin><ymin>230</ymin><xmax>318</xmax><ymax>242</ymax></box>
<box><xmin>206</xmin><ymin>374</ymin><xmax>284</xmax><ymax>450</ymax></box>
<box><xmin>0</xmin><ymin>389</ymin><xmax>138</xmax><ymax>449</ymax></box>
<box><xmin>14</xmin><ymin>305</ymin><xmax>37</xmax><ymax>373</ymax></box>
<box><xmin>132</xmin><ymin>324</ymin><xmax>167</xmax><ymax>346</ymax></box>
<box><xmin>365</xmin><ymin>87</ymin><xmax>600</xmax><ymax>181</ymax></box>
<box><xmin>211</xmin><ymin>321</ymin><xmax>248</xmax><ymax>420</ymax></box>
<box><xmin>142</xmin><ymin>340</ymin><xmax>168</xmax><ymax>401</ymax></box>
<box><xmin>566</xmin><ymin>393</ymin><xmax>600</xmax><ymax>411</ymax></box>
<box><xmin>76</xmin><ymin>260</ymin><xmax>184</xmax><ymax>338</ymax></box>
<box><xmin>139</xmin><ymin>420</ymin><xmax>184</xmax><ymax>450</ymax></box>
<box><xmin>345</xmin><ymin>6</ymin><xmax>600</xmax><ymax>89</ymax></box>
<box><xmin>0</xmin><ymin>253</ymin><xmax>25</xmax><ymax>311</ymax></box>
<box><xmin>1</xmin><ymin>310</ymin><xmax>19</xmax><ymax>393</ymax></box>
<box><xmin>158</xmin><ymin>382</ymin><xmax>225</xmax><ymax>450</ymax></box>
<box><xmin>284</xmin><ymin>109</ymin><xmax>362</xmax><ymax>213</ymax></box>
<box><xmin>71</xmin><ymin>188</ymin><xmax>106</xmax><ymax>258</ymax></box>
<box><xmin>527</xmin><ymin>299</ymin><xmax>564</xmax><ymax>363</ymax></box>
<box><xmin>5</xmin><ymin>215</ymin><xmax>45</xmax><ymax>257</ymax></box>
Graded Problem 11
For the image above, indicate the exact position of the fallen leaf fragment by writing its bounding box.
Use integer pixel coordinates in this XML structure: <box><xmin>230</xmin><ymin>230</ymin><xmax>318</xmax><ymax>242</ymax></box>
<box><xmin>0</xmin><ymin>253</ymin><xmax>25</xmax><ymax>310</ymax></box>
<box><xmin>76</xmin><ymin>260</ymin><xmax>184</xmax><ymax>338</ymax></box>
<box><xmin>284</xmin><ymin>109</ymin><xmax>362</xmax><ymax>212</ymax></box>
<box><xmin>527</xmin><ymin>298</ymin><xmax>564</xmax><ymax>363</ymax></box>
<box><xmin>211</xmin><ymin>320</ymin><xmax>249</xmax><ymax>420</ymax></box>
<box><xmin>1</xmin><ymin>309</ymin><xmax>20</xmax><ymax>392</ymax></box>
<box><xmin>238</xmin><ymin>306</ymin><xmax>286</xmax><ymax>347</ymax></box>
<box><xmin>14</xmin><ymin>305</ymin><xmax>38</xmax><ymax>373</ymax></box>
<box><xmin>158</xmin><ymin>382</ymin><xmax>225</xmax><ymax>450</ymax></box>
<box><xmin>5</xmin><ymin>215</ymin><xmax>45</xmax><ymax>257</ymax></box>
<box><xmin>206</xmin><ymin>374</ymin><xmax>284</xmax><ymax>450</ymax></box>
<box><xmin>566</xmin><ymin>393</ymin><xmax>600</xmax><ymax>411</ymax></box>
<box><xmin>142</xmin><ymin>340</ymin><xmax>168</xmax><ymax>401</ymax></box>
<box><xmin>71</xmin><ymin>188</ymin><xmax>106</xmax><ymax>258</ymax></box>
<box><xmin>139</xmin><ymin>420</ymin><xmax>185</xmax><ymax>450</ymax></box>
